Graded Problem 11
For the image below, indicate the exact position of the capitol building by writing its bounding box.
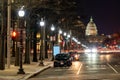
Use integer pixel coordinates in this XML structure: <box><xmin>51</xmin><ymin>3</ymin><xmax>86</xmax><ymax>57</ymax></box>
<box><xmin>85</xmin><ymin>17</ymin><xmax>106</xmax><ymax>47</ymax></box>
<box><xmin>85</xmin><ymin>17</ymin><xmax>98</xmax><ymax>36</ymax></box>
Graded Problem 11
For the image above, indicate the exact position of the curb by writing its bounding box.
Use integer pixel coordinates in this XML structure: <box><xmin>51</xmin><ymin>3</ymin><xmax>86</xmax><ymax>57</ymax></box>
<box><xmin>22</xmin><ymin>65</ymin><xmax>51</xmax><ymax>80</ymax></box>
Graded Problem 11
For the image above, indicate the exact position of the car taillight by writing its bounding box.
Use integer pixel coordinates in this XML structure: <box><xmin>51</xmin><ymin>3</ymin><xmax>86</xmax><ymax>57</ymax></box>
<box><xmin>74</xmin><ymin>54</ymin><xmax>78</xmax><ymax>58</ymax></box>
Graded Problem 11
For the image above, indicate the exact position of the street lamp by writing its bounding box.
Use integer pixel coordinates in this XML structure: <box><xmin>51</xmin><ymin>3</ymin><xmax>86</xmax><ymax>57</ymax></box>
<box><xmin>67</xmin><ymin>34</ymin><xmax>71</xmax><ymax>38</ymax></box>
<box><xmin>63</xmin><ymin>32</ymin><xmax>67</xmax><ymax>36</ymax></box>
<box><xmin>39</xmin><ymin>18</ymin><xmax>45</xmax><ymax>66</ymax></box>
<box><xmin>59</xmin><ymin>29</ymin><xmax>62</xmax><ymax>34</ymax></box>
<box><xmin>63</xmin><ymin>32</ymin><xmax>67</xmax><ymax>52</ymax></box>
<box><xmin>67</xmin><ymin>34</ymin><xmax>71</xmax><ymax>52</ymax></box>
<box><xmin>17</xmin><ymin>9</ymin><xmax>25</xmax><ymax>74</ymax></box>
<box><xmin>51</xmin><ymin>24</ymin><xmax>55</xmax><ymax>61</ymax></box>
<box><xmin>58</xmin><ymin>29</ymin><xmax>62</xmax><ymax>49</ymax></box>
<box><xmin>51</xmin><ymin>24</ymin><xmax>55</xmax><ymax>31</ymax></box>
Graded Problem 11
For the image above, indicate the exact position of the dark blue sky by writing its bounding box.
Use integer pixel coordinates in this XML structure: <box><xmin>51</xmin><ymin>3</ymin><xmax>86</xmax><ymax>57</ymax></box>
<box><xmin>77</xmin><ymin>0</ymin><xmax>120</xmax><ymax>35</ymax></box>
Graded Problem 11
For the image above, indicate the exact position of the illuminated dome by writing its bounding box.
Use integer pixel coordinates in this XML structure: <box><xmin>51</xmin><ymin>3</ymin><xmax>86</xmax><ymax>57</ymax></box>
<box><xmin>85</xmin><ymin>17</ymin><xmax>98</xmax><ymax>36</ymax></box>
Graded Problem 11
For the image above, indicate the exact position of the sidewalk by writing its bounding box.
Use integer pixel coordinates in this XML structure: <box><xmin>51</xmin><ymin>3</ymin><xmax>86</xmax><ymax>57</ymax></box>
<box><xmin>0</xmin><ymin>60</ymin><xmax>53</xmax><ymax>80</ymax></box>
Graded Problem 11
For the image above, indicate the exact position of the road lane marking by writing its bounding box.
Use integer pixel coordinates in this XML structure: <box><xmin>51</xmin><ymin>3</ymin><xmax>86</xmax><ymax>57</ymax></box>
<box><xmin>87</xmin><ymin>67</ymin><xmax>106</xmax><ymax>70</ymax></box>
<box><xmin>76</xmin><ymin>63</ymin><xmax>82</xmax><ymax>75</ymax></box>
<box><xmin>107</xmin><ymin>63</ymin><xmax>118</xmax><ymax>73</ymax></box>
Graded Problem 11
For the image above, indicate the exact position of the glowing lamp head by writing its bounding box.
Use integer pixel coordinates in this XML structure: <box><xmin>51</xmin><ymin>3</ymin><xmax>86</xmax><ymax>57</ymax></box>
<box><xmin>51</xmin><ymin>24</ymin><xmax>55</xmax><ymax>31</ymax></box>
<box><xmin>40</xmin><ymin>18</ymin><xmax>45</xmax><ymax>27</ymax></box>
<box><xmin>18</xmin><ymin>10</ymin><xmax>25</xmax><ymax>17</ymax></box>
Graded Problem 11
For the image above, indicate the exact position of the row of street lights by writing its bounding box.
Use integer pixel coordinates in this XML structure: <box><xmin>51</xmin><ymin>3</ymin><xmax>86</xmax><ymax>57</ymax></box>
<box><xmin>16</xmin><ymin>6</ymin><xmax>80</xmax><ymax>74</ymax></box>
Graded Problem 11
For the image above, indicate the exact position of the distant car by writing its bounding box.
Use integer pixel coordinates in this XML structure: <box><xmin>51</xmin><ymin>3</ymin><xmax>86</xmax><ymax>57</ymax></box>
<box><xmin>73</xmin><ymin>53</ymin><xmax>80</xmax><ymax>61</ymax></box>
<box><xmin>68</xmin><ymin>52</ymin><xmax>80</xmax><ymax>61</ymax></box>
<box><xmin>54</xmin><ymin>53</ymin><xmax>72</xmax><ymax>67</ymax></box>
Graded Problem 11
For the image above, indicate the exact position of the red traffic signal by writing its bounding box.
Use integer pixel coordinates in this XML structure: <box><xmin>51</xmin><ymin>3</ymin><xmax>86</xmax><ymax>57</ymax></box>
<box><xmin>11</xmin><ymin>31</ymin><xmax>17</xmax><ymax>40</ymax></box>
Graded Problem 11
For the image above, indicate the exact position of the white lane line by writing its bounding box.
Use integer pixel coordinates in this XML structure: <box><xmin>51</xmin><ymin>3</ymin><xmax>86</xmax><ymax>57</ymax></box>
<box><xmin>76</xmin><ymin>63</ymin><xmax>83</xmax><ymax>75</ymax></box>
<box><xmin>107</xmin><ymin>63</ymin><xmax>118</xmax><ymax>73</ymax></box>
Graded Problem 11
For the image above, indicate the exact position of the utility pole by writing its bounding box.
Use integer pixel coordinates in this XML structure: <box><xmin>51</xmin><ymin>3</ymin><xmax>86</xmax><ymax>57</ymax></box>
<box><xmin>7</xmin><ymin>0</ymin><xmax>11</xmax><ymax>69</ymax></box>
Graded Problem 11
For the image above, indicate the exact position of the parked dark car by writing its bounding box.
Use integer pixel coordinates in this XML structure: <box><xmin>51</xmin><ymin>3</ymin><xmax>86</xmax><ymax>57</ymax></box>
<box><xmin>54</xmin><ymin>53</ymin><xmax>72</xmax><ymax>67</ymax></box>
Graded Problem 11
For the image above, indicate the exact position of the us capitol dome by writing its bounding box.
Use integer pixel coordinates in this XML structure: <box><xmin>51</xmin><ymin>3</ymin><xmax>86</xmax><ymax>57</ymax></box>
<box><xmin>85</xmin><ymin>17</ymin><xmax>106</xmax><ymax>48</ymax></box>
<box><xmin>85</xmin><ymin>17</ymin><xmax>98</xmax><ymax>36</ymax></box>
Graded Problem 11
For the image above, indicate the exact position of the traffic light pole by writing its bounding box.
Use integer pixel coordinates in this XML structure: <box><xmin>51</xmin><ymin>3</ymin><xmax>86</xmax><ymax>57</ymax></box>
<box><xmin>12</xmin><ymin>37</ymin><xmax>15</xmax><ymax>57</ymax></box>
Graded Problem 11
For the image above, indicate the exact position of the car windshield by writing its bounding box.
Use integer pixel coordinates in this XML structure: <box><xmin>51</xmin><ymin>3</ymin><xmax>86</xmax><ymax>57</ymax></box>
<box><xmin>55</xmin><ymin>54</ymin><xmax>69</xmax><ymax>60</ymax></box>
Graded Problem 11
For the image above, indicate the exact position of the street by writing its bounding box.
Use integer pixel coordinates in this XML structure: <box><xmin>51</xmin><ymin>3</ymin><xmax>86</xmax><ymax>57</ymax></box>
<box><xmin>29</xmin><ymin>52</ymin><xmax>120</xmax><ymax>80</ymax></box>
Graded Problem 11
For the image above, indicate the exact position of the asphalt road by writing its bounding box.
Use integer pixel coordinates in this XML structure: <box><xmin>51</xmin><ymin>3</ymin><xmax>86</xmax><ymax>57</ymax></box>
<box><xmin>29</xmin><ymin>52</ymin><xmax>120</xmax><ymax>80</ymax></box>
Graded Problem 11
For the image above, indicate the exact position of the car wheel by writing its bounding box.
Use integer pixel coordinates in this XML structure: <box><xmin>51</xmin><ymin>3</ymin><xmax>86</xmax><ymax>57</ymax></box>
<box><xmin>54</xmin><ymin>65</ymin><xmax>57</xmax><ymax>67</ymax></box>
<box><xmin>54</xmin><ymin>63</ymin><xmax>58</xmax><ymax>67</ymax></box>
<box><xmin>67</xmin><ymin>62</ymin><xmax>72</xmax><ymax>66</ymax></box>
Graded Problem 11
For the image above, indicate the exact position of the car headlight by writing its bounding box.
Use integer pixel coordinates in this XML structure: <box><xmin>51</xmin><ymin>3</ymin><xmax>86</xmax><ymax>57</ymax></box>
<box><xmin>91</xmin><ymin>48</ymin><xmax>97</xmax><ymax>52</ymax></box>
<box><xmin>84</xmin><ymin>49</ymin><xmax>91</xmax><ymax>53</ymax></box>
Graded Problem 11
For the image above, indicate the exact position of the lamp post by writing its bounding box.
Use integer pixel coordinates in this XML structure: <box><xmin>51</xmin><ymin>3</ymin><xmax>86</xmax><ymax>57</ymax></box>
<box><xmin>67</xmin><ymin>34</ymin><xmax>71</xmax><ymax>52</ymax></box>
<box><xmin>59</xmin><ymin>29</ymin><xmax>62</xmax><ymax>34</ymax></box>
<box><xmin>58</xmin><ymin>29</ymin><xmax>62</xmax><ymax>51</ymax></box>
<box><xmin>51</xmin><ymin>24</ymin><xmax>55</xmax><ymax>61</ymax></box>
<box><xmin>39</xmin><ymin>18</ymin><xmax>45</xmax><ymax>66</ymax></box>
<box><xmin>17</xmin><ymin>8</ymin><xmax>25</xmax><ymax>74</ymax></box>
<box><xmin>63</xmin><ymin>32</ymin><xmax>67</xmax><ymax>52</ymax></box>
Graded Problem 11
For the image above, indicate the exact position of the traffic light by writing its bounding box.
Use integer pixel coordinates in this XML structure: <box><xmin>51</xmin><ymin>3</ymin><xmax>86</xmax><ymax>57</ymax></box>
<box><xmin>11</xmin><ymin>31</ymin><xmax>17</xmax><ymax>40</ymax></box>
